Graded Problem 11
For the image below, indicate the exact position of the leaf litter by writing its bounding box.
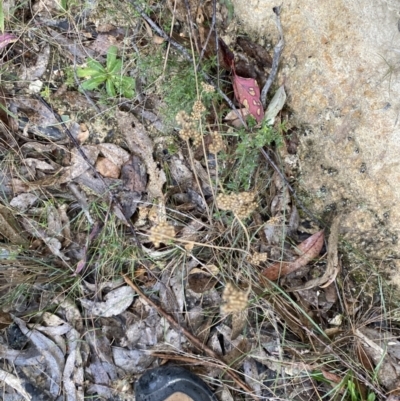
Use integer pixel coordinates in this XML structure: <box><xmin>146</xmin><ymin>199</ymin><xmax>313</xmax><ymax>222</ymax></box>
<box><xmin>0</xmin><ymin>1</ymin><xmax>394</xmax><ymax>400</ymax></box>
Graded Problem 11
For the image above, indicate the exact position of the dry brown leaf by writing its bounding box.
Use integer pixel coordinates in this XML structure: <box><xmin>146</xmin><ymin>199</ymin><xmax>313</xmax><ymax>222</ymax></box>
<box><xmin>47</xmin><ymin>204</ymin><xmax>63</xmax><ymax>240</ymax></box>
<box><xmin>261</xmin><ymin>230</ymin><xmax>324</xmax><ymax>281</ymax></box>
<box><xmin>116</xmin><ymin>110</ymin><xmax>166</xmax><ymax>214</ymax></box>
<box><xmin>80</xmin><ymin>286</ymin><xmax>135</xmax><ymax>317</ymax></box>
<box><xmin>321</xmin><ymin>370</ymin><xmax>342</xmax><ymax>384</ymax></box>
<box><xmin>355</xmin><ymin>340</ymin><xmax>374</xmax><ymax>372</ymax></box>
<box><xmin>187</xmin><ymin>268</ymin><xmax>218</xmax><ymax>293</ymax></box>
<box><xmin>0</xmin><ymin>311</ymin><xmax>12</xmax><ymax>329</ymax></box>
<box><xmin>224</xmin><ymin>108</ymin><xmax>249</xmax><ymax>128</ymax></box>
<box><xmin>10</xmin><ymin>193</ymin><xmax>38</xmax><ymax>211</ymax></box>
<box><xmin>231</xmin><ymin>310</ymin><xmax>248</xmax><ymax>340</ymax></box>
<box><xmin>24</xmin><ymin>158</ymin><xmax>55</xmax><ymax>171</ymax></box>
<box><xmin>13</xmin><ymin>316</ymin><xmax>64</xmax><ymax>397</ymax></box>
<box><xmin>0</xmin><ymin>205</ymin><xmax>29</xmax><ymax>246</ymax></box>
<box><xmin>59</xmin><ymin>146</ymin><xmax>99</xmax><ymax>184</ymax></box>
<box><xmin>290</xmin><ymin>216</ymin><xmax>340</xmax><ymax>291</ymax></box>
<box><xmin>95</xmin><ymin>157</ymin><xmax>120</xmax><ymax>178</ymax></box>
<box><xmin>356</xmin><ymin>327</ymin><xmax>400</xmax><ymax>391</ymax></box>
<box><xmin>97</xmin><ymin>143</ymin><xmax>130</xmax><ymax>168</ymax></box>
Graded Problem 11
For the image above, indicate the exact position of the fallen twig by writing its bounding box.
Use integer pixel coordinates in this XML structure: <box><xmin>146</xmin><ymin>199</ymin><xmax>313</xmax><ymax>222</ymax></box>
<box><xmin>123</xmin><ymin>274</ymin><xmax>258</xmax><ymax>400</ymax></box>
<box><xmin>261</xmin><ymin>6</ymin><xmax>285</xmax><ymax>108</ymax></box>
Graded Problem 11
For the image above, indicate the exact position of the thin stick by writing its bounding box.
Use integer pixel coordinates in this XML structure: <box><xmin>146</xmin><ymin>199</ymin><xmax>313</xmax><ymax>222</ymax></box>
<box><xmin>151</xmin><ymin>352</ymin><xmax>224</xmax><ymax>369</ymax></box>
<box><xmin>162</xmin><ymin>0</ymin><xmax>176</xmax><ymax>76</ymax></box>
<box><xmin>123</xmin><ymin>274</ymin><xmax>258</xmax><ymax>400</ymax></box>
<box><xmin>129</xmin><ymin>0</ymin><xmax>247</xmax><ymax>128</ymax></box>
<box><xmin>261</xmin><ymin>6</ymin><xmax>285</xmax><ymax>108</ymax></box>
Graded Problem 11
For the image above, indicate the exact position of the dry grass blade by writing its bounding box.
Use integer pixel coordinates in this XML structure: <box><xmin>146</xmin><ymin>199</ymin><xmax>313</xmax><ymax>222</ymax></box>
<box><xmin>261</xmin><ymin>230</ymin><xmax>324</xmax><ymax>280</ymax></box>
<box><xmin>122</xmin><ymin>275</ymin><xmax>259</xmax><ymax>400</ymax></box>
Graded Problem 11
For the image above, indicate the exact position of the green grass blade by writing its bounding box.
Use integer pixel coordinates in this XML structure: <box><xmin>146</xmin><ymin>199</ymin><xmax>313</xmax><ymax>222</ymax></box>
<box><xmin>0</xmin><ymin>0</ymin><xmax>4</xmax><ymax>34</ymax></box>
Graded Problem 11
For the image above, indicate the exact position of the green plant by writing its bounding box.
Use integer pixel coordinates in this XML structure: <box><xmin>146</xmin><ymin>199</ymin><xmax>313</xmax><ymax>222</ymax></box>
<box><xmin>77</xmin><ymin>45</ymin><xmax>135</xmax><ymax>98</ymax></box>
<box><xmin>346</xmin><ymin>377</ymin><xmax>377</xmax><ymax>401</ymax></box>
<box><xmin>222</xmin><ymin>120</ymin><xmax>283</xmax><ymax>192</ymax></box>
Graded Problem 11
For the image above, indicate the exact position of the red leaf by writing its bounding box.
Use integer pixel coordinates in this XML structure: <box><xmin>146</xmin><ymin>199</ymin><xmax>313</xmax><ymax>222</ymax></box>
<box><xmin>232</xmin><ymin>74</ymin><xmax>264</xmax><ymax>123</ymax></box>
<box><xmin>261</xmin><ymin>230</ymin><xmax>325</xmax><ymax>281</ymax></box>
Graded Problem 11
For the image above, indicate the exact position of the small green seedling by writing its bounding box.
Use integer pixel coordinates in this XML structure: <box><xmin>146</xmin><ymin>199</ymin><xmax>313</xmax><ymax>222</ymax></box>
<box><xmin>77</xmin><ymin>46</ymin><xmax>135</xmax><ymax>98</ymax></box>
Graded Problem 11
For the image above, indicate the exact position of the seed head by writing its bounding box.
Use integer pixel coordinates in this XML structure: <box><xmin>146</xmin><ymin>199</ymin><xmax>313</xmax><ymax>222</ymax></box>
<box><xmin>201</xmin><ymin>82</ymin><xmax>215</xmax><ymax>94</ymax></box>
<box><xmin>247</xmin><ymin>252</ymin><xmax>268</xmax><ymax>265</ymax></box>
<box><xmin>149</xmin><ymin>221</ymin><xmax>175</xmax><ymax>248</ymax></box>
<box><xmin>221</xmin><ymin>282</ymin><xmax>249</xmax><ymax>314</ymax></box>
<box><xmin>191</xmin><ymin>100</ymin><xmax>206</xmax><ymax>121</ymax></box>
<box><xmin>216</xmin><ymin>191</ymin><xmax>257</xmax><ymax>219</ymax></box>
<box><xmin>208</xmin><ymin>131</ymin><xmax>224</xmax><ymax>154</ymax></box>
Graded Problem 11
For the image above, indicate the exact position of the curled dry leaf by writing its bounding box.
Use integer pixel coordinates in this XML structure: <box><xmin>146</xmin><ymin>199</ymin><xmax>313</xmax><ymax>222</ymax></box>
<box><xmin>261</xmin><ymin>230</ymin><xmax>324</xmax><ymax>281</ymax></box>
<box><xmin>187</xmin><ymin>268</ymin><xmax>218</xmax><ymax>293</ymax></box>
<box><xmin>116</xmin><ymin>110</ymin><xmax>166</xmax><ymax>215</ymax></box>
<box><xmin>264</xmin><ymin>85</ymin><xmax>286</xmax><ymax>125</ymax></box>
<box><xmin>80</xmin><ymin>286</ymin><xmax>135</xmax><ymax>317</ymax></box>
<box><xmin>63</xmin><ymin>328</ymin><xmax>84</xmax><ymax>401</ymax></box>
<box><xmin>290</xmin><ymin>216</ymin><xmax>341</xmax><ymax>291</ymax></box>
<box><xmin>13</xmin><ymin>316</ymin><xmax>64</xmax><ymax>397</ymax></box>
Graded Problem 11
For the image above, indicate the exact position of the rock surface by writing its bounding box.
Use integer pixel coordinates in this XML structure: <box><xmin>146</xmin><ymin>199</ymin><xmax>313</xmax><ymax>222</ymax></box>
<box><xmin>231</xmin><ymin>0</ymin><xmax>400</xmax><ymax>280</ymax></box>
